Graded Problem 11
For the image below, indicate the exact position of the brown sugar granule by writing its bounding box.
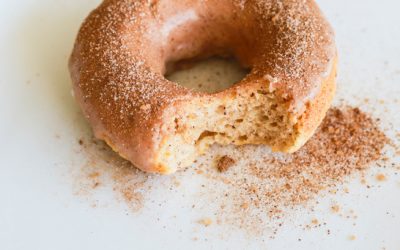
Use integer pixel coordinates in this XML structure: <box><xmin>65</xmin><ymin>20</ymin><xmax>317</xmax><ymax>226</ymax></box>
<box><xmin>240</xmin><ymin>202</ymin><xmax>250</xmax><ymax>210</ymax></box>
<box><xmin>198</xmin><ymin>218</ymin><xmax>212</xmax><ymax>227</ymax></box>
<box><xmin>216</xmin><ymin>156</ymin><xmax>235</xmax><ymax>173</ymax></box>
<box><xmin>376</xmin><ymin>174</ymin><xmax>387</xmax><ymax>182</ymax></box>
<box><xmin>331</xmin><ymin>205</ymin><xmax>340</xmax><ymax>213</ymax></box>
<box><xmin>74</xmin><ymin>135</ymin><xmax>148</xmax><ymax>212</ymax></box>
<box><xmin>348</xmin><ymin>235</ymin><xmax>357</xmax><ymax>241</ymax></box>
<box><xmin>92</xmin><ymin>182</ymin><xmax>100</xmax><ymax>189</ymax></box>
<box><xmin>88</xmin><ymin>172</ymin><xmax>100</xmax><ymax>179</ymax></box>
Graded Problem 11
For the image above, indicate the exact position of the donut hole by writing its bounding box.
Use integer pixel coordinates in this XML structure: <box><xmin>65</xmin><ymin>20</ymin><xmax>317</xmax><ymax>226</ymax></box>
<box><xmin>165</xmin><ymin>56</ymin><xmax>250</xmax><ymax>93</ymax></box>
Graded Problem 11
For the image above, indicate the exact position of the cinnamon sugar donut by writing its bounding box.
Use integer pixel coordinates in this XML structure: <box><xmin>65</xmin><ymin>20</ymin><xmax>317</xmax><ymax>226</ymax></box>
<box><xmin>69</xmin><ymin>0</ymin><xmax>337</xmax><ymax>174</ymax></box>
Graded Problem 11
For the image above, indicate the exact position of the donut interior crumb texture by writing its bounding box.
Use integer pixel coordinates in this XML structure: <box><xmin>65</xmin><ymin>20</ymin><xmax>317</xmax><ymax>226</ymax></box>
<box><xmin>162</xmin><ymin>93</ymin><xmax>290</xmax><ymax>166</ymax></box>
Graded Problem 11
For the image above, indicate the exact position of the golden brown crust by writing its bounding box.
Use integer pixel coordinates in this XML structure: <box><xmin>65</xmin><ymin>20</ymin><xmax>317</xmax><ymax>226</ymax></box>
<box><xmin>69</xmin><ymin>0</ymin><xmax>336</xmax><ymax>173</ymax></box>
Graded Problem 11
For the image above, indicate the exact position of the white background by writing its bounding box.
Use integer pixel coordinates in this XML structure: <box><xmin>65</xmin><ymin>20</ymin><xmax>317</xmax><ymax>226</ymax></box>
<box><xmin>1</xmin><ymin>0</ymin><xmax>400</xmax><ymax>249</ymax></box>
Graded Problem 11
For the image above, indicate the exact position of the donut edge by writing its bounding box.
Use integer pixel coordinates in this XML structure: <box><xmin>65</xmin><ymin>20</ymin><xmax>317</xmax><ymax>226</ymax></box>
<box><xmin>279</xmin><ymin>56</ymin><xmax>338</xmax><ymax>153</ymax></box>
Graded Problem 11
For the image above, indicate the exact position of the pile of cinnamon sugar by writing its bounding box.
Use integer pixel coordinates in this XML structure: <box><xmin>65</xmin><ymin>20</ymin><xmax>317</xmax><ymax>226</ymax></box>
<box><xmin>193</xmin><ymin>106</ymin><xmax>392</xmax><ymax>232</ymax></box>
<box><xmin>246</xmin><ymin>106</ymin><xmax>390</xmax><ymax>210</ymax></box>
<box><xmin>74</xmin><ymin>105</ymin><xmax>394</xmax><ymax>234</ymax></box>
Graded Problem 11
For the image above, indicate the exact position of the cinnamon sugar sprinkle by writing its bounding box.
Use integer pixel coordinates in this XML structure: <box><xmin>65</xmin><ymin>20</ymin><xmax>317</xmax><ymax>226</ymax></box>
<box><xmin>74</xmin><ymin>105</ymin><xmax>396</xmax><ymax>234</ymax></box>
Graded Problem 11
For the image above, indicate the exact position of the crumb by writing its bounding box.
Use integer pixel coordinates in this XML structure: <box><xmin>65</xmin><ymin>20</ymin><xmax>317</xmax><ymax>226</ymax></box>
<box><xmin>198</xmin><ymin>218</ymin><xmax>212</xmax><ymax>227</ymax></box>
<box><xmin>311</xmin><ymin>219</ymin><xmax>319</xmax><ymax>225</ymax></box>
<box><xmin>348</xmin><ymin>235</ymin><xmax>356</xmax><ymax>241</ymax></box>
<box><xmin>73</xmin><ymin>106</ymin><xmax>392</xmax><ymax>237</ymax></box>
<box><xmin>88</xmin><ymin>172</ymin><xmax>100</xmax><ymax>179</ymax></box>
<box><xmin>240</xmin><ymin>202</ymin><xmax>249</xmax><ymax>210</ymax></box>
<box><xmin>331</xmin><ymin>205</ymin><xmax>340</xmax><ymax>213</ymax></box>
<box><xmin>216</xmin><ymin>156</ymin><xmax>235</xmax><ymax>172</ymax></box>
<box><xmin>376</xmin><ymin>174</ymin><xmax>387</xmax><ymax>182</ymax></box>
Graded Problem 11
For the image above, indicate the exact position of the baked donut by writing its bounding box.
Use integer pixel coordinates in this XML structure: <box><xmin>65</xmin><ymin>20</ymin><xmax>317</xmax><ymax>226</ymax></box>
<box><xmin>69</xmin><ymin>0</ymin><xmax>337</xmax><ymax>174</ymax></box>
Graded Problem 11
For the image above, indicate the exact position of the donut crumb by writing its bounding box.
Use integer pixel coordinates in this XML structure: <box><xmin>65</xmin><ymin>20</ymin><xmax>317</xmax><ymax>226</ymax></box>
<box><xmin>198</xmin><ymin>218</ymin><xmax>212</xmax><ymax>227</ymax></box>
<box><xmin>376</xmin><ymin>174</ymin><xmax>387</xmax><ymax>182</ymax></box>
<box><xmin>217</xmin><ymin>156</ymin><xmax>235</xmax><ymax>172</ymax></box>
<box><xmin>348</xmin><ymin>235</ymin><xmax>357</xmax><ymax>241</ymax></box>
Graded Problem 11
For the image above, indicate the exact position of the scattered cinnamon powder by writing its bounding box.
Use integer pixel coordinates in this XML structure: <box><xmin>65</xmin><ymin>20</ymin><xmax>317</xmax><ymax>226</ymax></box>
<box><xmin>73</xmin><ymin>105</ymin><xmax>393</xmax><ymax>236</ymax></box>
<box><xmin>193</xmin><ymin>106</ymin><xmax>391</xmax><ymax>233</ymax></box>
<box><xmin>216</xmin><ymin>156</ymin><xmax>235</xmax><ymax>172</ymax></box>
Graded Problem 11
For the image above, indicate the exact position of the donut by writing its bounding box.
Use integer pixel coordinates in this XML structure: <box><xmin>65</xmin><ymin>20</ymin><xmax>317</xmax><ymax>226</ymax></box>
<box><xmin>69</xmin><ymin>0</ymin><xmax>337</xmax><ymax>174</ymax></box>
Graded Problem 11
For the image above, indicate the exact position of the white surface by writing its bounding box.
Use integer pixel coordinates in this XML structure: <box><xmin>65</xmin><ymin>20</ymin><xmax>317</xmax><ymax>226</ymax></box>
<box><xmin>1</xmin><ymin>1</ymin><xmax>400</xmax><ymax>249</ymax></box>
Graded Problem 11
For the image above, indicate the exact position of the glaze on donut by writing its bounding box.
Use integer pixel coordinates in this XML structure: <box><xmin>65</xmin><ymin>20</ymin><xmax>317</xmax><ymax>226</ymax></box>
<box><xmin>69</xmin><ymin>0</ymin><xmax>337</xmax><ymax>174</ymax></box>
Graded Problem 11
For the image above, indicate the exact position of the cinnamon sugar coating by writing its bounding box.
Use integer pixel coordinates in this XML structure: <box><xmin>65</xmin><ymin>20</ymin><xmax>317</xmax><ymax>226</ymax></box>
<box><xmin>69</xmin><ymin>0</ymin><xmax>336</xmax><ymax>173</ymax></box>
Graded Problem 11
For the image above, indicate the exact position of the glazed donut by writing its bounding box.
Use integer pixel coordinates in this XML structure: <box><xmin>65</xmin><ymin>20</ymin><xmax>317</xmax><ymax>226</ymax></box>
<box><xmin>69</xmin><ymin>0</ymin><xmax>337</xmax><ymax>174</ymax></box>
